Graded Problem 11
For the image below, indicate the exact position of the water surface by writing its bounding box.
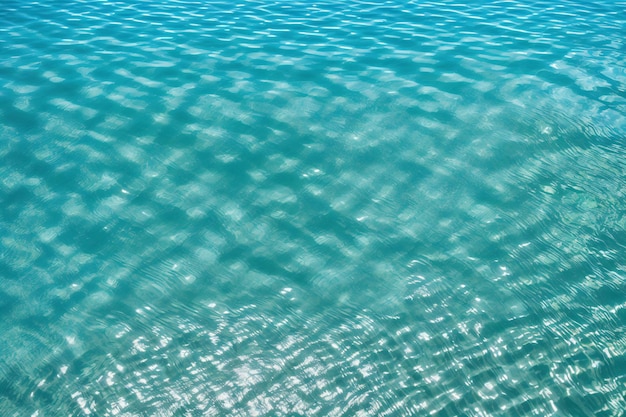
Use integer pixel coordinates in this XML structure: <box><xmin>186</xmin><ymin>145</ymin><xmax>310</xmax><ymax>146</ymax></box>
<box><xmin>1</xmin><ymin>0</ymin><xmax>626</xmax><ymax>415</ymax></box>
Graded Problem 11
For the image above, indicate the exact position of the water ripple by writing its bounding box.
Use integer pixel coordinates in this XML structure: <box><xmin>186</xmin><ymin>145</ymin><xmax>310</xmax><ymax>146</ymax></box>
<box><xmin>1</xmin><ymin>0</ymin><xmax>626</xmax><ymax>415</ymax></box>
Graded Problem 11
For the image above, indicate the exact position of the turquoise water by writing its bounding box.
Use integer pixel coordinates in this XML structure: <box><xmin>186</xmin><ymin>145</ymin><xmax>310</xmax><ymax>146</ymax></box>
<box><xmin>1</xmin><ymin>0</ymin><xmax>626</xmax><ymax>415</ymax></box>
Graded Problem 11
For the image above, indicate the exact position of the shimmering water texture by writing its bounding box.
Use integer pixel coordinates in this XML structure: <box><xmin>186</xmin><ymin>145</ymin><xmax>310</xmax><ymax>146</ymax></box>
<box><xmin>2</xmin><ymin>0</ymin><xmax>626</xmax><ymax>415</ymax></box>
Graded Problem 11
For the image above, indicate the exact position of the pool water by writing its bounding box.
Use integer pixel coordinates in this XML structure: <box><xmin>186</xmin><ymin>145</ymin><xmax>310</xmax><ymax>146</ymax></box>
<box><xmin>1</xmin><ymin>0</ymin><xmax>626</xmax><ymax>415</ymax></box>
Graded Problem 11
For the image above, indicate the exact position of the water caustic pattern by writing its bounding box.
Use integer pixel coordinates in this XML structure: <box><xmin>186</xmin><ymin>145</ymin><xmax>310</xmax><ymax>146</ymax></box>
<box><xmin>1</xmin><ymin>0</ymin><xmax>626</xmax><ymax>415</ymax></box>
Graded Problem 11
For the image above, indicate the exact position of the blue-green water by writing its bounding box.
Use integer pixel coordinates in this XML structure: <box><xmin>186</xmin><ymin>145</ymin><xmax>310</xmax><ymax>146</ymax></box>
<box><xmin>2</xmin><ymin>0</ymin><xmax>626</xmax><ymax>415</ymax></box>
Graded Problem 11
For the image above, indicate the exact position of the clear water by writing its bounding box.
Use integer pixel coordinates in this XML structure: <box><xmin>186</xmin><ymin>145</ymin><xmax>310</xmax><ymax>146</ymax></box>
<box><xmin>1</xmin><ymin>0</ymin><xmax>626</xmax><ymax>415</ymax></box>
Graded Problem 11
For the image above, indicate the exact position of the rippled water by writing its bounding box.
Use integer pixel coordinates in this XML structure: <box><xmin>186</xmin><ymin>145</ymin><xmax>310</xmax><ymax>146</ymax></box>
<box><xmin>1</xmin><ymin>0</ymin><xmax>626</xmax><ymax>415</ymax></box>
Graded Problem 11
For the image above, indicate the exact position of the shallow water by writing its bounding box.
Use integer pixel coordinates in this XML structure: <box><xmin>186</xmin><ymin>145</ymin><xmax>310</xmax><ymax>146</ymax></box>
<box><xmin>1</xmin><ymin>0</ymin><xmax>626</xmax><ymax>415</ymax></box>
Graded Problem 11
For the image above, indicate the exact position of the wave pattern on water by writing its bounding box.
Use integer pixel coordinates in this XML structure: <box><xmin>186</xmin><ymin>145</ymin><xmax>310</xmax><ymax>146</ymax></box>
<box><xmin>1</xmin><ymin>0</ymin><xmax>626</xmax><ymax>415</ymax></box>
